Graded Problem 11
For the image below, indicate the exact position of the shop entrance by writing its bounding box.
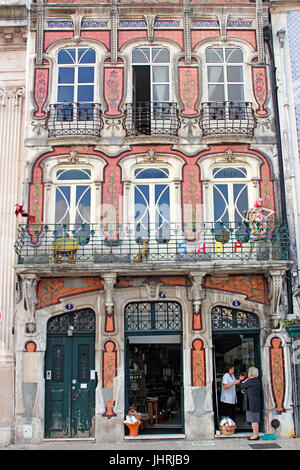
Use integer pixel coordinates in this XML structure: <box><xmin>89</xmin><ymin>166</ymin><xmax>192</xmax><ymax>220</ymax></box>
<box><xmin>125</xmin><ymin>301</ymin><xmax>183</xmax><ymax>434</ymax></box>
<box><xmin>212</xmin><ymin>305</ymin><xmax>263</xmax><ymax>433</ymax></box>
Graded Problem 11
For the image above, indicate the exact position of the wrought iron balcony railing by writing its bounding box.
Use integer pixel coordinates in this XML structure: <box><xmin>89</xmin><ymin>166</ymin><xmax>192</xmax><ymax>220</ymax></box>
<box><xmin>14</xmin><ymin>221</ymin><xmax>289</xmax><ymax>265</ymax></box>
<box><xmin>199</xmin><ymin>101</ymin><xmax>256</xmax><ymax>137</ymax></box>
<box><xmin>124</xmin><ymin>102</ymin><xmax>180</xmax><ymax>137</ymax></box>
<box><xmin>46</xmin><ymin>102</ymin><xmax>103</xmax><ymax>138</ymax></box>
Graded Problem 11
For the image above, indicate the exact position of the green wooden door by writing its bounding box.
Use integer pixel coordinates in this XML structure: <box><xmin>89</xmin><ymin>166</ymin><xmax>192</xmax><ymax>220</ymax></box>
<box><xmin>45</xmin><ymin>309</ymin><xmax>96</xmax><ymax>438</ymax></box>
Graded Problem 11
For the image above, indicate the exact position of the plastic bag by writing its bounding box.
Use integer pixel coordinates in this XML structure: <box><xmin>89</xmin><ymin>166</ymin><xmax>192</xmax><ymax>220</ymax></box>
<box><xmin>219</xmin><ymin>416</ymin><xmax>235</xmax><ymax>427</ymax></box>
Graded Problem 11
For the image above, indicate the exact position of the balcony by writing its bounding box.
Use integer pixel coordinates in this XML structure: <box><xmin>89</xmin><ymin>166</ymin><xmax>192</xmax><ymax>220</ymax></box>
<box><xmin>46</xmin><ymin>102</ymin><xmax>103</xmax><ymax>138</ymax></box>
<box><xmin>124</xmin><ymin>102</ymin><xmax>180</xmax><ymax>137</ymax></box>
<box><xmin>14</xmin><ymin>221</ymin><xmax>289</xmax><ymax>268</ymax></box>
<box><xmin>199</xmin><ymin>101</ymin><xmax>256</xmax><ymax>137</ymax></box>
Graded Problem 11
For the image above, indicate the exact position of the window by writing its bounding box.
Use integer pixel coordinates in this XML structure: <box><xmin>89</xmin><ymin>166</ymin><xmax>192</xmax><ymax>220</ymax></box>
<box><xmin>129</xmin><ymin>47</ymin><xmax>175</xmax><ymax>135</ymax></box>
<box><xmin>54</xmin><ymin>168</ymin><xmax>93</xmax><ymax>227</ymax></box>
<box><xmin>211</xmin><ymin>165</ymin><xmax>249</xmax><ymax>238</ymax></box>
<box><xmin>206</xmin><ymin>47</ymin><xmax>244</xmax><ymax>102</ymax></box>
<box><xmin>56</xmin><ymin>48</ymin><xmax>96</xmax><ymax>121</ymax></box>
<box><xmin>133</xmin><ymin>167</ymin><xmax>171</xmax><ymax>242</ymax></box>
<box><xmin>205</xmin><ymin>47</ymin><xmax>245</xmax><ymax>121</ymax></box>
<box><xmin>132</xmin><ymin>47</ymin><xmax>170</xmax><ymax>104</ymax></box>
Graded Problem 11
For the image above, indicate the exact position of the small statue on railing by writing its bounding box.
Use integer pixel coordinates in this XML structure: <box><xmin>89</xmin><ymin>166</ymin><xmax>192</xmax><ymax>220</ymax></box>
<box><xmin>245</xmin><ymin>198</ymin><xmax>274</xmax><ymax>239</ymax></box>
<box><xmin>15</xmin><ymin>203</ymin><xmax>35</xmax><ymax>224</ymax></box>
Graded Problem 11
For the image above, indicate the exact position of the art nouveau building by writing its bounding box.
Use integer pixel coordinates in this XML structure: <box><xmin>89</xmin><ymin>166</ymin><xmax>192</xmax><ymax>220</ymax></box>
<box><xmin>270</xmin><ymin>0</ymin><xmax>300</xmax><ymax>437</ymax></box>
<box><xmin>1</xmin><ymin>0</ymin><xmax>298</xmax><ymax>444</ymax></box>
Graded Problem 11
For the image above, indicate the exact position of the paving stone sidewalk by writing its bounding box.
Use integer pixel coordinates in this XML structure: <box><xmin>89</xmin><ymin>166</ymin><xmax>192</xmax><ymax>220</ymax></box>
<box><xmin>2</xmin><ymin>436</ymin><xmax>300</xmax><ymax>451</ymax></box>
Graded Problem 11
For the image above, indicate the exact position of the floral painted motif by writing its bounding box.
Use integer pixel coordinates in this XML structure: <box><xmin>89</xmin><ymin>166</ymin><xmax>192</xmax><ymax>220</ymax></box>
<box><xmin>183</xmin><ymin>168</ymin><xmax>202</xmax><ymax>240</ymax></box>
<box><xmin>102</xmin><ymin>341</ymin><xmax>117</xmax><ymax>419</ymax></box>
<box><xmin>270</xmin><ymin>337</ymin><xmax>285</xmax><ymax>414</ymax></box>
<box><xmin>104</xmin><ymin>68</ymin><xmax>123</xmax><ymax>116</ymax></box>
<box><xmin>37</xmin><ymin>277</ymin><xmax>103</xmax><ymax>308</ymax></box>
<box><xmin>252</xmin><ymin>67</ymin><xmax>268</xmax><ymax>116</ymax></box>
<box><xmin>103</xmin><ymin>169</ymin><xmax>121</xmax><ymax>238</ymax></box>
<box><xmin>191</xmin><ymin>339</ymin><xmax>206</xmax><ymax>386</ymax></box>
<box><xmin>204</xmin><ymin>275</ymin><xmax>269</xmax><ymax>304</ymax></box>
<box><xmin>33</xmin><ymin>68</ymin><xmax>49</xmax><ymax>118</ymax></box>
<box><xmin>179</xmin><ymin>67</ymin><xmax>198</xmax><ymax>115</ymax></box>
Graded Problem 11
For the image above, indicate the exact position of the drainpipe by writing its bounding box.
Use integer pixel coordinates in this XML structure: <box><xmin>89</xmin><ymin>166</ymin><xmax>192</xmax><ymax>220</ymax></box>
<box><xmin>263</xmin><ymin>21</ymin><xmax>294</xmax><ymax>316</ymax></box>
<box><xmin>276</xmin><ymin>28</ymin><xmax>300</xmax><ymax>297</ymax></box>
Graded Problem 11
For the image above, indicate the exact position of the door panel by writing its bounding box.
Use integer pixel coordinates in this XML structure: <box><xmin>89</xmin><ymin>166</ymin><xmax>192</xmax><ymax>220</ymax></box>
<box><xmin>45</xmin><ymin>311</ymin><xmax>96</xmax><ymax>438</ymax></box>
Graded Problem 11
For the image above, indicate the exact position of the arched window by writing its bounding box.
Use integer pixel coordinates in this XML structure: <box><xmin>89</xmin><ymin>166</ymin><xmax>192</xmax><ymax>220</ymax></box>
<box><xmin>212</xmin><ymin>306</ymin><xmax>260</xmax><ymax>330</ymax></box>
<box><xmin>205</xmin><ymin>47</ymin><xmax>244</xmax><ymax>103</ymax></box>
<box><xmin>132</xmin><ymin>166</ymin><xmax>171</xmax><ymax>242</ymax></box>
<box><xmin>212</xmin><ymin>166</ymin><xmax>249</xmax><ymax>224</ymax></box>
<box><xmin>53</xmin><ymin>167</ymin><xmax>94</xmax><ymax>228</ymax></box>
<box><xmin>56</xmin><ymin>47</ymin><xmax>96</xmax><ymax>121</ymax></box>
<box><xmin>203</xmin><ymin>47</ymin><xmax>249</xmax><ymax>126</ymax></box>
<box><xmin>132</xmin><ymin>47</ymin><xmax>171</xmax><ymax>104</ymax></box>
<box><xmin>127</xmin><ymin>46</ymin><xmax>178</xmax><ymax>136</ymax></box>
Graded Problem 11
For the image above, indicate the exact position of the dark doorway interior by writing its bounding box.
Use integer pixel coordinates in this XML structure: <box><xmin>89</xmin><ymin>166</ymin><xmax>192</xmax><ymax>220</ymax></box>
<box><xmin>126</xmin><ymin>342</ymin><xmax>183</xmax><ymax>434</ymax></box>
<box><xmin>213</xmin><ymin>332</ymin><xmax>263</xmax><ymax>433</ymax></box>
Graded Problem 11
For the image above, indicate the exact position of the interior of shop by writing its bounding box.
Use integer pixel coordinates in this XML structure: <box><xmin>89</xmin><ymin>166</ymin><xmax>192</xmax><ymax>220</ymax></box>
<box><xmin>126</xmin><ymin>342</ymin><xmax>182</xmax><ymax>434</ymax></box>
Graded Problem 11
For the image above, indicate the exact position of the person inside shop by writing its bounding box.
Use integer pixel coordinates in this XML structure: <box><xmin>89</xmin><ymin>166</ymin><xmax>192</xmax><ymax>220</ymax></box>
<box><xmin>220</xmin><ymin>364</ymin><xmax>245</xmax><ymax>421</ymax></box>
<box><xmin>239</xmin><ymin>366</ymin><xmax>261</xmax><ymax>440</ymax></box>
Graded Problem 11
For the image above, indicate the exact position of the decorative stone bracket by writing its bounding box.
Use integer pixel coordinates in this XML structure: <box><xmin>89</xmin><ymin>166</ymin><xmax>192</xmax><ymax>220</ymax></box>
<box><xmin>101</xmin><ymin>273</ymin><xmax>117</xmax><ymax>333</ymax></box>
<box><xmin>20</xmin><ymin>275</ymin><xmax>40</xmax><ymax>331</ymax></box>
<box><xmin>267</xmin><ymin>270</ymin><xmax>286</xmax><ymax>329</ymax></box>
<box><xmin>190</xmin><ymin>272</ymin><xmax>206</xmax><ymax>330</ymax></box>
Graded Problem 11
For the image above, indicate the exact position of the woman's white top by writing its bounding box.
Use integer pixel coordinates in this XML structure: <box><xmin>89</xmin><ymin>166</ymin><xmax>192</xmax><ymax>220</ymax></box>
<box><xmin>220</xmin><ymin>373</ymin><xmax>237</xmax><ymax>404</ymax></box>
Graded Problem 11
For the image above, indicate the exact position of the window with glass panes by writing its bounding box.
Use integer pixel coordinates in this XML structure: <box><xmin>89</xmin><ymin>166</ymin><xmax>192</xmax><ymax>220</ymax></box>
<box><xmin>56</xmin><ymin>48</ymin><xmax>96</xmax><ymax>120</ymax></box>
<box><xmin>205</xmin><ymin>47</ymin><xmax>244</xmax><ymax>102</ymax></box>
<box><xmin>54</xmin><ymin>168</ymin><xmax>92</xmax><ymax>226</ymax></box>
<box><xmin>132</xmin><ymin>47</ymin><xmax>171</xmax><ymax>104</ymax></box>
<box><xmin>133</xmin><ymin>167</ymin><xmax>171</xmax><ymax>242</ymax></box>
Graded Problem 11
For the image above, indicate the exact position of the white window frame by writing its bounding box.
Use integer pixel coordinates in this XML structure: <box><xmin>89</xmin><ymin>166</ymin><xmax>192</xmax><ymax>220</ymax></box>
<box><xmin>131</xmin><ymin>46</ymin><xmax>172</xmax><ymax>104</ymax></box>
<box><xmin>51</xmin><ymin>166</ymin><xmax>96</xmax><ymax>227</ymax></box>
<box><xmin>205</xmin><ymin>46</ymin><xmax>245</xmax><ymax>103</ymax></box>
<box><xmin>56</xmin><ymin>47</ymin><xmax>97</xmax><ymax>106</ymax></box>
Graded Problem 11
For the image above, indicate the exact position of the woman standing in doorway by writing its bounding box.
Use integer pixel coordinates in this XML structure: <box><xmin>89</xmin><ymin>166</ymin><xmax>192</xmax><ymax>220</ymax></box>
<box><xmin>240</xmin><ymin>366</ymin><xmax>261</xmax><ymax>440</ymax></box>
<box><xmin>220</xmin><ymin>364</ymin><xmax>244</xmax><ymax>421</ymax></box>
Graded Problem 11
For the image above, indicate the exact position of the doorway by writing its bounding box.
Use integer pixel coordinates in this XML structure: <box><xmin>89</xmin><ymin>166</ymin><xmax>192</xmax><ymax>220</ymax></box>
<box><xmin>211</xmin><ymin>305</ymin><xmax>263</xmax><ymax>433</ymax></box>
<box><xmin>45</xmin><ymin>308</ymin><xmax>96</xmax><ymax>438</ymax></box>
<box><xmin>124</xmin><ymin>301</ymin><xmax>184</xmax><ymax>434</ymax></box>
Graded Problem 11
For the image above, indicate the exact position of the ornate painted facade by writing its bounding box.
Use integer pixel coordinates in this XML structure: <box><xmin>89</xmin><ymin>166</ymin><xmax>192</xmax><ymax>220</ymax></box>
<box><xmin>0</xmin><ymin>0</ymin><xmax>298</xmax><ymax>445</ymax></box>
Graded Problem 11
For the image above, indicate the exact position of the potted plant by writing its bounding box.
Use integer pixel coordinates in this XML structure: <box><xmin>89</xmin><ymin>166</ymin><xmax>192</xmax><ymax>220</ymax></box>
<box><xmin>283</xmin><ymin>318</ymin><xmax>300</xmax><ymax>337</ymax></box>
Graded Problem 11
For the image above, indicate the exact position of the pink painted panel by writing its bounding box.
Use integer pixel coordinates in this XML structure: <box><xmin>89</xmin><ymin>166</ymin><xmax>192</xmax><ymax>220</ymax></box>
<box><xmin>103</xmin><ymin>68</ymin><xmax>124</xmax><ymax>116</ymax></box>
<box><xmin>252</xmin><ymin>66</ymin><xmax>268</xmax><ymax>116</ymax></box>
<box><xmin>33</xmin><ymin>68</ymin><xmax>49</xmax><ymax>118</ymax></box>
<box><xmin>178</xmin><ymin>67</ymin><xmax>199</xmax><ymax>115</ymax></box>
